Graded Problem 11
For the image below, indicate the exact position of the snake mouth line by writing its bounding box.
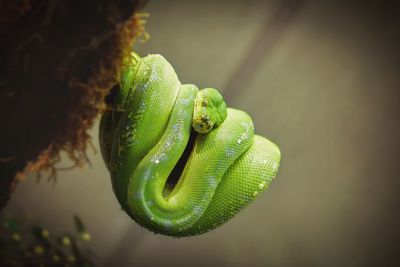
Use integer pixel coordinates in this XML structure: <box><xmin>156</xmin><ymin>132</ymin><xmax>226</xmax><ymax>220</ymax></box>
<box><xmin>163</xmin><ymin>129</ymin><xmax>198</xmax><ymax>198</ymax></box>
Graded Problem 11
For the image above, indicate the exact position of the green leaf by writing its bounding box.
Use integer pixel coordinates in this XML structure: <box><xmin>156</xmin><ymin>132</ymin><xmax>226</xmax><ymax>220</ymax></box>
<box><xmin>31</xmin><ymin>226</ymin><xmax>50</xmax><ymax>241</ymax></box>
<box><xmin>59</xmin><ymin>235</ymin><xmax>72</xmax><ymax>247</ymax></box>
<box><xmin>80</xmin><ymin>231</ymin><xmax>91</xmax><ymax>242</ymax></box>
<box><xmin>73</xmin><ymin>215</ymin><xmax>86</xmax><ymax>233</ymax></box>
<box><xmin>3</xmin><ymin>218</ymin><xmax>18</xmax><ymax>232</ymax></box>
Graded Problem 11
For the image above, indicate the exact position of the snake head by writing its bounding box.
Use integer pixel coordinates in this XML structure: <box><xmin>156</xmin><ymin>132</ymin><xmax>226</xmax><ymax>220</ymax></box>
<box><xmin>192</xmin><ymin>88</ymin><xmax>227</xmax><ymax>134</ymax></box>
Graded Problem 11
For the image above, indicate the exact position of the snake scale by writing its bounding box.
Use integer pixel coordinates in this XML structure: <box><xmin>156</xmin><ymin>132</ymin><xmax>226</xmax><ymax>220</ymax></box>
<box><xmin>99</xmin><ymin>53</ymin><xmax>281</xmax><ymax>237</ymax></box>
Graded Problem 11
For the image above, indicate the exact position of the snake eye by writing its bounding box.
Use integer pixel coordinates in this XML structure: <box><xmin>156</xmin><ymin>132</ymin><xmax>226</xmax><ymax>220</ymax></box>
<box><xmin>201</xmin><ymin>100</ymin><xmax>208</xmax><ymax>107</ymax></box>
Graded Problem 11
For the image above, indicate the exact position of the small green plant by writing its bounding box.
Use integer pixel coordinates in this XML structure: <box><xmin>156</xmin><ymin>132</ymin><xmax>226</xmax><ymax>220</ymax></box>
<box><xmin>0</xmin><ymin>214</ymin><xmax>98</xmax><ymax>267</ymax></box>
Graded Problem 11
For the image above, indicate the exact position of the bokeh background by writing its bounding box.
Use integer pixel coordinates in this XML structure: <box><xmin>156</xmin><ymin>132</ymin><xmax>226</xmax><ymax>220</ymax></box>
<box><xmin>5</xmin><ymin>0</ymin><xmax>400</xmax><ymax>266</ymax></box>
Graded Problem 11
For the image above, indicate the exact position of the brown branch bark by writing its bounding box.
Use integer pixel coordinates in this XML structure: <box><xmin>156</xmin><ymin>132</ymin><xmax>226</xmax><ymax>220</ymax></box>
<box><xmin>0</xmin><ymin>0</ymin><xmax>147</xmax><ymax>210</ymax></box>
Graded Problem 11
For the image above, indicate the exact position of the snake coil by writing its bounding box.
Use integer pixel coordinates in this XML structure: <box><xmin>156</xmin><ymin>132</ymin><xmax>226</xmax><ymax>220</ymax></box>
<box><xmin>100</xmin><ymin>53</ymin><xmax>281</xmax><ymax>237</ymax></box>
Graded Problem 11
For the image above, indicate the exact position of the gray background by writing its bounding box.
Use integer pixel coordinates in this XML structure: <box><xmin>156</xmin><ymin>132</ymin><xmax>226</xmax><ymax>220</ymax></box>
<box><xmin>6</xmin><ymin>1</ymin><xmax>400</xmax><ymax>266</ymax></box>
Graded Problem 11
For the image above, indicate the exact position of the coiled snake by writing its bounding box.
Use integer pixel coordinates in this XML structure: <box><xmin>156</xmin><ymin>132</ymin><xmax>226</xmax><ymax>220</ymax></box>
<box><xmin>99</xmin><ymin>53</ymin><xmax>281</xmax><ymax>237</ymax></box>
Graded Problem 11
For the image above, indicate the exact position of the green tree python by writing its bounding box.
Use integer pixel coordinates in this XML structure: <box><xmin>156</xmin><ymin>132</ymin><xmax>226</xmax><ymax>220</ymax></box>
<box><xmin>99</xmin><ymin>53</ymin><xmax>281</xmax><ymax>237</ymax></box>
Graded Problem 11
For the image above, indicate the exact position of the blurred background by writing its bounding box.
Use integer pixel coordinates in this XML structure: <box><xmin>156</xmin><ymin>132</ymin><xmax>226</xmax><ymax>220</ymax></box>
<box><xmin>5</xmin><ymin>0</ymin><xmax>400</xmax><ymax>266</ymax></box>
